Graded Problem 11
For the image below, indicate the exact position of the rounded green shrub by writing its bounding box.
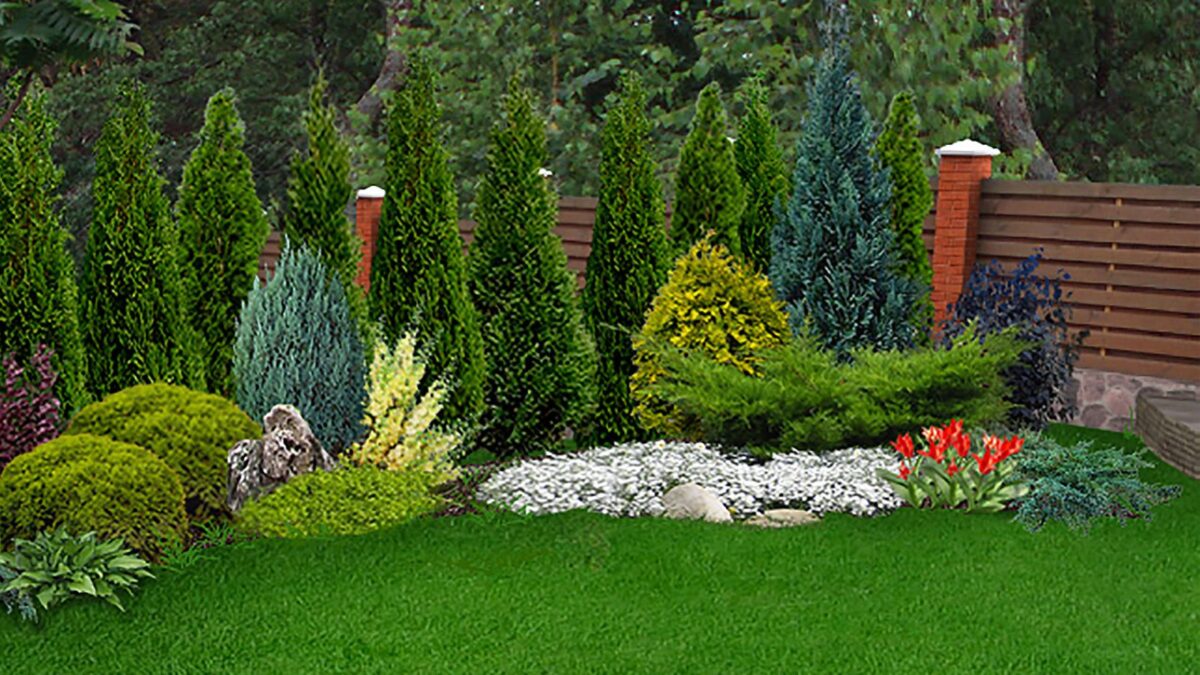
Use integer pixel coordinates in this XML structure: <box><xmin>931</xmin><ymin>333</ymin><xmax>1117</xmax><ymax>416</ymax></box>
<box><xmin>0</xmin><ymin>434</ymin><xmax>187</xmax><ymax>560</ymax></box>
<box><xmin>65</xmin><ymin>383</ymin><xmax>261</xmax><ymax>522</ymax></box>
<box><xmin>235</xmin><ymin>465</ymin><xmax>444</xmax><ymax>538</ymax></box>
<box><xmin>631</xmin><ymin>236</ymin><xmax>790</xmax><ymax>437</ymax></box>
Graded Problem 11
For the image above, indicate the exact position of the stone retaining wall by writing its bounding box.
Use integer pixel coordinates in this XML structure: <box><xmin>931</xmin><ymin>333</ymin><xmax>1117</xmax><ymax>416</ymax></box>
<box><xmin>1065</xmin><ymin>367</ymin><xmax>1200</xmax><ymax>432</ymax></box>
<box><xmin>1134</xmin><ymin>390</ymin><xmax>1200</xmax><ymax>479</ymax></box>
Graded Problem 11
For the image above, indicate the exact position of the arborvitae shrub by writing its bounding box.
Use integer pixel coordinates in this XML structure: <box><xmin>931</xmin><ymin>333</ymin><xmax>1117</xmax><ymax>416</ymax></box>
<box><xmin>651</xmin><ymin>322</ymin><xmax>1026</xmax><ymax>453</ymax></box>
<box><xmin>0</xmin><ymin>433</ymin><xmax>188</xmax><ymax>561</ymax></box>
<box><xmin>370</xmin><ymin>53</ymin><xmax>485</xmax><ymax>423</ymax></box>
<box><xmin>734</xmin><ymin>76</ymin><xmax>789</xmax><ymax>272</ymax></box>
<box><xmin>630</xmin><ymin>236</ymin><xmax>790</xmax><ymax>438</ymax></box>
<box><xmin>770</xmin><ymin>22</ymin><xmax>918</xmax><ymax>360</ymax></box>
<box><xmin>234</xmin><ymin>465</ymin><xmax>443</xmax><ymax>539</ymax></box>
<box><xmin>468</xmin><ymin>77</ymin><xmax>597</xmax><ymax>459</ymax></box>
<box><xmin>65</xmin><ymin>383</ymin><xmax>261</xmax><ymax>522</ymax></box>
<box><xmin>283</xmin><ymin>73</ymin><xmax>368</xmax><ymax>338</ymax></box>
<box><xmin>79</xmin><ymin>82</ymin><xmax>196</xmax><ymax>398</ymax></box>
<box><xmin>176</xmin><ymin>89</ymin><xmax>270</xmax><ymax>397</ymax></box>
<box><xmin>0</xmin><ymin>89</ymin><xmax>87</xmax><ymax>414</ymax></box>
<box><xmin>875</xmin><ymin>90</ymin><xmax>935</xmax><ymax>342</ymax></box>
<box><xmin>670</xmin><ymin>82</ymin><xmax>744</xmax><ymax>257</ymax></box>
<box><xmin>581</xmin><ymin>72</ymin><xmax>670</xmax><ymax>444</ymax></box>
<box><xmin>939</xmin><ymin>250</ymin><xmax>1087</xmax><ymax>431</ymax></box>
<box><xmin>234</xmin><ymin>241</ymin><xmax>366</xmax><ymax>453</ymax></box>
<box><xmin>0</xmin><ymin>346</ymin><xmax>62</xmax><ymax>474</ymax></box>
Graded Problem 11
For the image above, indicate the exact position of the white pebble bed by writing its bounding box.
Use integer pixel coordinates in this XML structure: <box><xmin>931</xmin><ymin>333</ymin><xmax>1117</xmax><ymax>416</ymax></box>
<box><xmin>475</xmin><ymin>440</ymin><xmax>906</xmax><ymax>519</ymax></box>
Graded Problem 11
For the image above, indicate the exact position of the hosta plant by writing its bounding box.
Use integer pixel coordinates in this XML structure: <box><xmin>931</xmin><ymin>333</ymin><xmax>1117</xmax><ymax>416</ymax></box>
<box><xmin>0</xmin><ymin>528</ymin><xmax>154</xmax><ymax>622</ymax></box>
<box><xmin>876</xmin><ymin>420</ymin><xmax>1030</xmax><ymax>513</ymax></box>
<box><xmin>345</xmin><ymin>332</ymin><xmax>463</xmax><ymax>485</ymax></box>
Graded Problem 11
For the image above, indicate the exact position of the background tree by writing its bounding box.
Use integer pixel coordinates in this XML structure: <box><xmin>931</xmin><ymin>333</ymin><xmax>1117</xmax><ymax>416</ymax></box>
<box><xmin>580</xmin><ymin>72</ymin><xmax>669</xmax><ymax>444</ymax></box>
<box><xmin>734</xmin><ymin>75</ymin><xmax>788</xmax><ymax>272</ymax></box>
<box><xmin>79</xmin><ymin>82</ymin><xmax>195</xmax><ymax>398</ymax></box>
<box><xmin>468</xmin><ymin>77</ymin><xmax>596</xmax><ymax>459</ymax></box>
<box><xmin>669</xmin><ymin>82</ymin><xmax>744</xmax><ymax>257</ymax></box>
<box><xmin>874</xmin><ymin>90</ymin><xmax>935</xmax><ymax>343</ymax></box>
<box><xmin>369</xmin><ymin>53</ymin><xmax>485</xmax><ymax>423</ymax></box>
<box><xmin>0</xmin><ymin>89</ymin><xmax>86</xmax><ymax>414</ymax></box>
<box><xmin>176</xmin><ymin>89</ymin><xmax>270</xmax><ymax>396</ymax></box>
<box><xmin>770</xmin><ymin>12</ymin><xmax>917</xmax><ymax>361</ymax></box>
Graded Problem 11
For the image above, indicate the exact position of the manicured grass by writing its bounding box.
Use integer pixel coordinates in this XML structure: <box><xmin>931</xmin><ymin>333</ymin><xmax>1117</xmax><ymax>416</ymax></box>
<box><xmin>3</xmin><ymin>425</ymin><xmax>1196</xmax><ymax>674</ymax></box>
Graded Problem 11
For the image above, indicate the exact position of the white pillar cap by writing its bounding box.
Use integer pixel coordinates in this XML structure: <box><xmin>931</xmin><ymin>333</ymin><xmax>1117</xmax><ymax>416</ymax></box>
<box><xmin>935</xmin><ymin>139</ymin><xmax>1000</xmax><ymax>157</ymax></box>
<box><xmin>357</xmin><ymin>186</ymin><xmax>386</xmax><ymax>199</ymax></box>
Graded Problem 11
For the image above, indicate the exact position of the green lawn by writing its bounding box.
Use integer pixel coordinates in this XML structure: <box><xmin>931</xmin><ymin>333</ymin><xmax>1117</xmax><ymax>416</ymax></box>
<box><xmin>3</xmin><ymin>425</ymin><xmax>1196</xmax><ymax>674</ymax></box>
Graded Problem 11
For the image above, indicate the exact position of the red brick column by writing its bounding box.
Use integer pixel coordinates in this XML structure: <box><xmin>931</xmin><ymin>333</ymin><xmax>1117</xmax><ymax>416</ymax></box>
<box><xmin>355</xmin><ymin>186</ymin><xmax>385</xmax><ymax>293</ymax></box>
<box><xmin>930</xmin><ymin>140</ymin><xmax>999</xmax><ymax>338</ymax></box>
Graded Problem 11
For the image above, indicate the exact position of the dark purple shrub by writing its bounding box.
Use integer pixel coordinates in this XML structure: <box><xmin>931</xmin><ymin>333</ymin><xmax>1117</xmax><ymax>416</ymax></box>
<box><xmin>0</xmin><ymin>344</ymin><xmax>62</xmax><ymax>472</ymax></box>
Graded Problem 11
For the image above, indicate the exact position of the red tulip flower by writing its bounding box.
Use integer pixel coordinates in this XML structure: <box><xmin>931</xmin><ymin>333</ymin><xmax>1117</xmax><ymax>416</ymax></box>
<box><xmin>898</xmin><ymin>462</ymin><xmax>911</xmax><ymax>480</ymax></box>
<box><xmin>891</xmin><ymin>434</ymin><xmax>916</xmax><ymax>459</ymax></box>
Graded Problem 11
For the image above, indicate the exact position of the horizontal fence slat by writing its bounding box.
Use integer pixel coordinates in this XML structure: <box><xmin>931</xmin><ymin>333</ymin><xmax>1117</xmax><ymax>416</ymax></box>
<box><xmin>1071</xmin><ymin>308</ymin><xmax>1200</xmax><ymax>337</ymax></box>
<box><xmin>1066</xmin><ymin>286</ymin><xmax>1200</xmax><ymax>314</ymax></box>
<box><xmin>1077</xmin><ymin>350</ymin><xmax>1200</xmax><ymax>384</ymax></box>
<box><xmin>978</xmin><ymin>217</ymin><xmax>1200</xmax><ymax>248</ymax></box>
<box><xmin>982</xmin><ymin>179</ymin><xmax>1200</xmax><ymax>203</ymax></box>
<box><xmin>1079</xmin><ymin>330</ymin><xmax>1199</xmax><ymax>360</ymax></box>
<box><xmin>980</xmin><ymin>198</ymin><xmax>1200</xmax><ymax>226</ymax></box>
<box><xmin>975</xmin><ymin>240</ymin><xmax>1199</xmax><ymax>271</ymax></box>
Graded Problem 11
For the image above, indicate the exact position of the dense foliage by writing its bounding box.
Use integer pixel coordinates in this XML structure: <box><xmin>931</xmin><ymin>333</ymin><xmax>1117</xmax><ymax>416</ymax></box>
<box><xmin>874</xmin><ymin>89</ymin><xmax>935</xmax><ymax>341</ymax></box>
<box><xmin>939</xmin><ymin>250</ymin><xmax>1086</xmax><ymax>431</ymax></box>
<box><xmin>733</xmin><ymin>76</ymin><xmax>788</xmax><ymax>272</ymax></box>
<box><xmin>369</xmin><ymin>54</ymin><xmax>485</xmax><ymax>423</ymax></box>
<box><xmin>0</xmin><ymin>90</ymin><xmax>87</xmax><ymax>414</ymax></box>
<box><xmin>0</xmin><ymin>346</ymin><xmax>62</xmax><ymax>474</ymax></box>
<box><xmin>770</xmin><ymin>24</ymin><xmax>918</xmax><ymax>360</ymax></box>
<box><xmin>65</xmin><ymin>383</ymin><xmax>261</xmax><ymax>522</ymax></box>
<box><xmin>0</xmin><ymin>528</ymin><xmax>154</xmax><ymax>623</ymax></box>
<box><xmin>1011</xmin><ymin>432</ymin><xmax>1182</xmax><ymax>534</ymax></box>
<box><xmin>79</xmin><ymin>82</ymin><xmax>196</xmax><ymax>398</ymax></box>
<box><xmin>176</xmin><ymin>89</ymin><xmax>270</xmax><ymax>396</ymax></box>
<box><xmin>234</xmin><ymin>242</ymin><xmax>365</xmax><ymax>453</ymax></box>
<box><xmin>346</xmin><ymin>332</ymin><xmax>463</xmax><ymax>484</ymax></box>
<box><xmin>0</xmin><ymin>433</ymin><xmax>188</xmax><ymax>560</ymax></box>
<box><xmin>651</xmin><ymin>322</ymin><xmax>1027</xmax><ymax>454</ymax></box>
<box><xmin>669</xmin><ymin>82</ymin><xmax>744</xmax><ymax>257</ymax></box>
<box><xmin>580</xmin><ymin>72</ymin><xmax>669</xmax><ymax>444</ymax></box>
<box><xmin>234</xmin><ymin>465</ymin><xmax>444</xmax><ymax>538</ymax></box>
<box><xmin>467</xmin><ymin>78</ymin><xmax>596</xmax><ymax>459</ymax></box>
<box><xmin>631</xmin><ymin>237</ymin><xmax>790</xmax><ymax>438</ymax></box>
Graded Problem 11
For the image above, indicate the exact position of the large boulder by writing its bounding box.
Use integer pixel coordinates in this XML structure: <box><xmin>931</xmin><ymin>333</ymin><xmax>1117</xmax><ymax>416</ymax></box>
<box><xmin>227</xmin><ymin>405</ymin><xmax>334</xmax><ymax>511</ymax></box>
<box><xmin>662</xmin><ymin>483</ymin><xmax>732</xmax><ymax>523</ymax></box>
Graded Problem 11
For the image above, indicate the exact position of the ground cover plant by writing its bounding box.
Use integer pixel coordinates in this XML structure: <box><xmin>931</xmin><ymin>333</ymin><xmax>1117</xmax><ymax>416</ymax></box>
<box><xmin>0</xmin><ymin>424</ymin><xmax>1192</xmax><ymax>673</ymax></box>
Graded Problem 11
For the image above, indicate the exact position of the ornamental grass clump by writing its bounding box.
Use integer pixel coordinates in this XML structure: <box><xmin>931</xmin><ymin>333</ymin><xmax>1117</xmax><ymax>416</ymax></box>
<box><xmin>345</xmin><ymin>332</ymin><xmax>463</xmax><ymax>485</ymax></box>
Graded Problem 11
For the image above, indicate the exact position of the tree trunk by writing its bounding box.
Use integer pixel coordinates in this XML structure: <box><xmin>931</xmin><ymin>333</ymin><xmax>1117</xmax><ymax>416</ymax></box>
<box><xmin>992</xmin><ymin>0</ymin><xmax>1059</xmax><ymax>180</ymax></box>
<box><xmin>354</xmin><ymin>0</ymin><xmax>413</xmax><ymax>125</ymax></box>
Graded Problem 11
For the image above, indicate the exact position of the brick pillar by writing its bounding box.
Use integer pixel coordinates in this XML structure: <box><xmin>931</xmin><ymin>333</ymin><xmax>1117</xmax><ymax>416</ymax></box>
<box><xmin>930</xmin><ymin>139</ymin><xmax>999</xmax><ymax>338</ymax></box>
<box><xmin>355</xmin><ymin>186</ymin><xmax>385</xmax><ymax>293</ymax></box>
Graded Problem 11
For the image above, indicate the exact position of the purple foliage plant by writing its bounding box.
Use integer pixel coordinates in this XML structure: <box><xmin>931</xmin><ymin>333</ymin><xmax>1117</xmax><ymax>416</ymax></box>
<box><xmin>0</xmin><ymin>344</ymin><xmax>62</xmax><ymax>473</ymax></box>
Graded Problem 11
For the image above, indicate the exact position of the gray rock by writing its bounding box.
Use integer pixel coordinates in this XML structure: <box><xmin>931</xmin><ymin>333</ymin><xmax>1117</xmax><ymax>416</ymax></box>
<box><xmin>227</xmin><ymin>405</ymin><xmax>335</xmax><ymax>511</ymax></box>
<box><xmin>743</xmin><ymin>508</ymin><xmax>821</xmax><ymax>528</ymax></box>
<box><xmin>662</xmin><ymin>483</ymin><xmax>732</xmax><ymax>523</ymax></box>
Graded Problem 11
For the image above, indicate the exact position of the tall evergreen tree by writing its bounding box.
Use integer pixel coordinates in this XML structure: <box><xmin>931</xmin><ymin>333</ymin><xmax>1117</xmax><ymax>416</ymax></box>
<box><xmin>770</xmin><ymin>10</ymin><xmax>918</xmax><ymax>361</ymax></box>
<box><xmin>0</xmin><ymin>88</ymin><xmax>87</xmax><ymax>414</ymax></box>
<box><xmin>734</xmin><ymin>76</ymin><xmax>790</xmax><ymax>273</ymax></box>
<box><xmin>670</xmin><ymin>82</ymin><xmax>745</xmax><ymax>258</ymax></box>
<box><xmin>580</xmin><ymin>72</ymin><xmax>669</xmax><ymax>444</ymax></box>
<box><xmin>875</xmin><ymin>89</ymin><xmax>936</xmax><ymax>343</ymax></box>
<box><xmin>370</xmin><ymin>53</ymin><xmax>485</xmax><ymax>423</ymax></box>
<box><xmin>468</xmin><ymin>77</ymin><xmax>596</xmax><ymax>459</ymax></box>
<box><xmin>283</xmin><ymin>72</ymin><xmax>366</xmax><ymax>330</ymax></box>
<box><xmin>80</xmin><ymin>82</ymin><xmax>195</xmax><ymax>397</ymax></box>
<box><xmin>176</xmin><ymin>89</ymin><xmax>269</xmax><ymax>396</ymax></box>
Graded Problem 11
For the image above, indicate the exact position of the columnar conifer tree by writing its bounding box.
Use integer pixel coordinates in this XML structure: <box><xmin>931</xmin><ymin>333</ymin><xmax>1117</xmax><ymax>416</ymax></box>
<box><xmin>875</xmin><ymin>89</ymin><xmax>936</xmax><ymax>343</ymax></box>
<box><xmin>0</xmin><ymin>89</ymin><xmax>87</xmax><ymax>414</ymax></box>
<box><xmin>580</xmin><ymin>72</ymin><xmax>669</xmax><ymax>444</ymax></box>
<box><xmin>80</xmin><ymin>82</ymin><xmax>196</xmax><ymax>397</ymax></box>
<box><xmin>176</xmin><ymin>89</ymin><xmax>269</xmax><ymax>396</ymax></box>
<box><xmin>468</xmin><ymin>77</ymin><xmax>596</xmax><ymax>459</ymax></box>
<box><xmin>370</xmin><ymin>53</ymin><xmax>485</xmax><ymax>423</ymax></box>
<box><xmin>670</xmin><ymin>82</ymin><xmax>744</xmax><ymax>257</ymax></box>
<box><xmin>770</xmin><ymin>11</ymin><xmax>918</xmax><ymax>361</ymax></box>
<box><xmin>282</xmin><ymin>72</ymin><xmax>366</xmax><ymax>333</ymax></box>
<box><xmin>734</xmin><ymin>76</ymin><xmax>789</xmax><ymax>273</ymax></box>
